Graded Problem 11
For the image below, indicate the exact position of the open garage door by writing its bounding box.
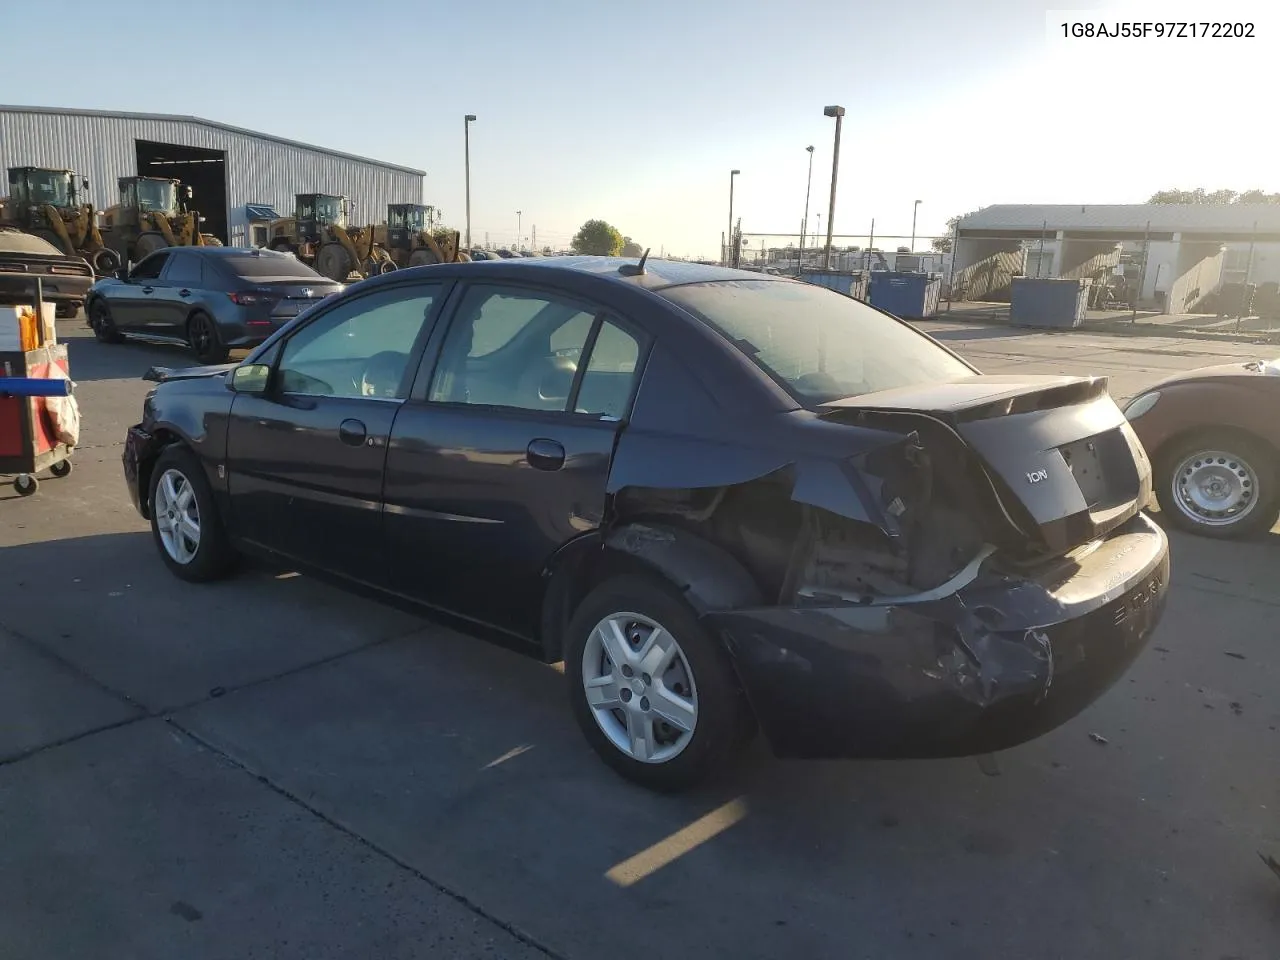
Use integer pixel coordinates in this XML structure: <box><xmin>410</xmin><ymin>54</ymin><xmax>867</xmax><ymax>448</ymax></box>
<box><xmin>135</xmin><ymin>140</ymin><xmax>228</xmax><ymax>244</ymax></box>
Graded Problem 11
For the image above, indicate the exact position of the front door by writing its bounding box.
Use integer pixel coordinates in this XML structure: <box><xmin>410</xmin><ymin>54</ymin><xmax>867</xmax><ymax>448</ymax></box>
<box><xmin>111</xmin><ymin>250</ymin><xmax>170</xmax><ymax>332</ymax></box>
<box><xmin>224</xmin><ymin>281</ymin><xmax>447</xmax><ymax>583</ymax></box>
<box><xmin>383</xmin><ymin>282</ymin><xmax>647</xmax><ymax>637</ymax></box>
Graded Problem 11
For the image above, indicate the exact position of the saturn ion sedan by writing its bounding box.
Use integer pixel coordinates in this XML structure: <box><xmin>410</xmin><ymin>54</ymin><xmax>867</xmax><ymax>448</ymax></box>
<box><xmin>122</xmin><ymin>257</ymin><xmax>1169</xmax><ymax>791</ymax></box>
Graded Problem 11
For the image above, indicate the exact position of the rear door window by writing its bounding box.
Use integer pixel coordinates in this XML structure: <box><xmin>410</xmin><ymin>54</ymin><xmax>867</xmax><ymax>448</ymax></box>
<box><xmin>163</xmin><ymin>253</ymin><xmax>203</xmax><ymax>286</ymax></box>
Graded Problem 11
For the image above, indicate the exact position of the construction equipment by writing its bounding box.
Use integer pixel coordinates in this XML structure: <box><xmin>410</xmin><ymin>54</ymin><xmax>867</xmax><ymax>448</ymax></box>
<box><xmin>267</xmin><ymin>194</ymin><xmax>393</xmax><ymax>282</ymax></box>
<box><xmin>378</xmin><ymin>204</ymin><xmax>470</xmax><ymax>267</ymax></box>
<box><xmin>0</xmin><ymin>167</ymin><xmax>120</xmax><ymax>277</ymax></box>
<box><xmin>99</xmin><ymin>176</ymin><xmax>221</xmax><ymax>264</ymax></box>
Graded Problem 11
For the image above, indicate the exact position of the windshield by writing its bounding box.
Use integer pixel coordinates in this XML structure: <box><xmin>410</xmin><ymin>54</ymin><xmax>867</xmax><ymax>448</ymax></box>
<box><xmin>15</xmin><ymin>171</ymin><xmax>72</xmax><ymax>208</ymax></box>
<box><xmin>661</xmin><ymin>279</ymin><xmax>975</xmax><ymax>404</ymax></box>
<box><xmin>316</xmin><ymin>196</ymin><xmax>345</xmax><ymax>226</ymax></box>
<box><xmin>135</xmin><ymin>180</ymin><xmax>177</xmax><ymax>214</ymax></box>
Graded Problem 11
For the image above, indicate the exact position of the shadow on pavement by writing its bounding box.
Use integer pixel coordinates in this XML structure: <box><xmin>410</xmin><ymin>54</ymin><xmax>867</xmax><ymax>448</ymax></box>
<box><xmin>63</xmin><ymin>331</ymin><xmax>194</xmax><ymax>383</ymax></box>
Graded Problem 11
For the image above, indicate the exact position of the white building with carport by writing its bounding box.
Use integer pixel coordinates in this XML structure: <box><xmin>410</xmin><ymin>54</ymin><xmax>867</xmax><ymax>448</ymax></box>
<box><xmin>952</xmin><ymin>204</ymin><xmax>1280</xmax><ymax>312</ymax></box>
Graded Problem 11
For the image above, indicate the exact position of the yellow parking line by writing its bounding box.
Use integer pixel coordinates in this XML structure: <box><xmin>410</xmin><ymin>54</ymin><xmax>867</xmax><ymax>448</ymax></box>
<box><xmin>605</xmin><ymin>798</ymin><xmax>747</xmax><ymax>887</ymax></box>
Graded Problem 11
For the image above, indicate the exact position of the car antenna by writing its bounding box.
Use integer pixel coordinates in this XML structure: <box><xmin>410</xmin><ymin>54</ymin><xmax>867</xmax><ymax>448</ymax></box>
<box><xmin>618</xmin><ymin>248</ymin><xmax>651</xmax><ymax>277</ymax></box>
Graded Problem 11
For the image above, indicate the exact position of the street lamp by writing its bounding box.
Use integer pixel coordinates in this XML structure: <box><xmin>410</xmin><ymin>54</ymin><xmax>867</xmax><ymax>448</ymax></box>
<box><xmin>910</xmin><ymin>199</ymin><xmax>921</xmax><ymax>254</ymax></box>
<box><xmin>464</xmin><ymin>115</ymin><xmax>476</xmax><ymax>249</ymax></box>
<box><xmin>727</xmin><ymin>169</ymin><xmax>740</xmax><ymax>267</ymax></box>
<box><xmin>516</xmin><ymin>210</ymin><xmax>522</xmax><ymax>250</ymax></box>
<box><xmin>822</xmin><ymin>105</ymin><xmax>845</xmax><ymax>270</ymax></box>
<box><xmin>800</xmin><ymin>145</ymin><xmax>815</xmax><ymax>271</ymax></box>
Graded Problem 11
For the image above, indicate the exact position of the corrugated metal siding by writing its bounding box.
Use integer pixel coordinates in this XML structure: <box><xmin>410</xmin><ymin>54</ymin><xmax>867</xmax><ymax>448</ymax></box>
<box><xmin>960</xmin><ymin>203</ymin><xmax>1280</xmax><ymax>234</ymax></box>
<box><xmin>0</xmin><ymin>108</ymin><xmax>424</xmax><ymax>246</ymax></box>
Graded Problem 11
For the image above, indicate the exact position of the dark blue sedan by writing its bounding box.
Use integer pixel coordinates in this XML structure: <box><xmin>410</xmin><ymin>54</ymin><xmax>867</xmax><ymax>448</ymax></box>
<box><xmin>121</xmin><ymin>257</ymin><xmax>1168</xmax><ymax>791</ymax></box>
<box><xmin>86</xmin><ymin>246</ymin><xmax>343</xmax><ymax>364</ymax></box>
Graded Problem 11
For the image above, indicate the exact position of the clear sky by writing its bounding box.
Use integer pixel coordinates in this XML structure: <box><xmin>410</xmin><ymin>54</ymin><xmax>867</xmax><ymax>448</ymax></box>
<box><xmin>12</xmin><ymin>0</ymin><xmax>1277</xmax><ymax>258</ymax></box>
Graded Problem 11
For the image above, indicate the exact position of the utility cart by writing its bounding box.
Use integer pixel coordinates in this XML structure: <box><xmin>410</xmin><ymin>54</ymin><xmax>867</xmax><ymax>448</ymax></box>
<box><xmin>0</xmin><ymin>279</ymin><xmax>76</xmax><ymax>496</ymax></box>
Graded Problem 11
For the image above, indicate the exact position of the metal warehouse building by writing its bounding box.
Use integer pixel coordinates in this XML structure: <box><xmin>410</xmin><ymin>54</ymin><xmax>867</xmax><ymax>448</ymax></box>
<box><xmin>0</xmin><ymin>104</ymin><xmax>425</xmax><ymax>248</ymax></box>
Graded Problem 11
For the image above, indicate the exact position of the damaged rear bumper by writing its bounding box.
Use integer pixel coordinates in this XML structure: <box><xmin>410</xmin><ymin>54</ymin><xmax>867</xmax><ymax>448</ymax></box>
<box><xmin>709</xmin><ymin>511</ymin><xmax>1169</xmax><ymax>759</ymax></box>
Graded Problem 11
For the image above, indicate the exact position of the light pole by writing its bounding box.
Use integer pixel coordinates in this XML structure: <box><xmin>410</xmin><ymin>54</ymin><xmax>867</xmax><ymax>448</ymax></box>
<box><xmin>516</xmin><ymin>210</ymin><xmax>522</xmax><ymax>250</ymax></box>
<box><xmin>727</xmin><ymin>169</ymin><xmax>740</xmax><ymax>266</ymax></box>
<box><xmin>463</xmin><ymin>115</ymin><xmax>476</xmax><ymax>250</ymax></box>
<box><xmin>800</xmin><ymin>145</ymin><xmax>815</xmax><ymax>271</ymax></box>
<box><xmin>822</xmin><ymin>105</ymin><xmax>845</xmax><ymax>270</ymax></box>
<box><xmin>910</xmin><ymin>199</ymin><xmax>921</xmax><ymax>254</ymax></box>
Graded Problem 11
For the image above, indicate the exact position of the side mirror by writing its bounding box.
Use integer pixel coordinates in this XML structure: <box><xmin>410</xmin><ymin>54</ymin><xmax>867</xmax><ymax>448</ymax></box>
<box><xmin>115</xmin><ymin>266</ymin><xmax>129</xmax><ymax>281</ymax></box>
<box><xmin>184</xmin><ymin>185</ymin><xmax>194</xmax><ymax>199</ymax></box>
<box><xmin>82</xmin><ymin>178</ymin><xmax>90</xmax><ymax>191</ymax></box>
<box><xmin>229</xmin><ymin>363</ymin><xmax>271</xmax><ymax>394</ymax></box>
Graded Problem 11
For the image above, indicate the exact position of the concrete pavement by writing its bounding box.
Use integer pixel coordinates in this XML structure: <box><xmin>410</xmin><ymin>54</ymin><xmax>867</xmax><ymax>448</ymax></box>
<box><xmin>1</xmin><ymin>319</ymin><xmax>1276</xmax><ymax>959</ymax></box>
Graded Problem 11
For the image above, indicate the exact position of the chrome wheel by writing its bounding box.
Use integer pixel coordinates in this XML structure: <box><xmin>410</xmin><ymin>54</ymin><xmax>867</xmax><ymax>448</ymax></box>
<box><xmin>1170</xmin><ymin>448</ymin><xmax>1259</xmax><ymax>527</ymax></box>
<box><xmin>154</xmin><ymin>468</ymin><xmax>201</xmax><ymax>564</ymax></box>
<box><xmin>581</xmin><ymin>611</ymin><xmax>698</xmax><ymax>764</ymax></box>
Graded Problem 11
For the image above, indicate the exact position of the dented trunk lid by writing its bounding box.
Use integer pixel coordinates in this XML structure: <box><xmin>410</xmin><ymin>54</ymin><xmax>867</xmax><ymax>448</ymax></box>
<box><xmin>818</xmin><ymin>374</ymin><xmax>1152</xmax><ymax>555</ymax></box>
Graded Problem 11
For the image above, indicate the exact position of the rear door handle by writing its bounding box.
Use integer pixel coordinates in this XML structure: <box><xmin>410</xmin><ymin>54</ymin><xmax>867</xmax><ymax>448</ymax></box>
<box><xmin>338</xmin><ymin>418</ymin><xmax>367</xmax><ymax>446</ymax></box>
<box><xmin>178</xmin><ymin>288</ymin><xmax>191</xmax><ymax>297</ymax></box>
<box><xmin>527</xmin><ymin>438</ymin><xmax>566</xmax><ymax>471</ymax></box>
<box><xmin>142</xmin><ymin>286</ymin><xmax>154</xmax><ymax>294</ymax></box>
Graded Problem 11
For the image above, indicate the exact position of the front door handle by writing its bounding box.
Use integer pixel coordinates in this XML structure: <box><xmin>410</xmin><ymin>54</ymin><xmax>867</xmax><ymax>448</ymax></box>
<box><xmin>142</xmin><ymin>286</ymin><xmax>154</xmax><ymax>294</ymax></box>
<box><xmin>178</xmin><ymin>288</ymin><xmax>191</xmax><ymax>297</ymax></box>
<box><xmin>527</xmin><ymin>438</ymin><xmax>566</xmax><ymax>471</ymax></box>
<box><xmin>338</xmin><ymin>418</ymin><xmax>367</xmax><ymax>447</ymax></box>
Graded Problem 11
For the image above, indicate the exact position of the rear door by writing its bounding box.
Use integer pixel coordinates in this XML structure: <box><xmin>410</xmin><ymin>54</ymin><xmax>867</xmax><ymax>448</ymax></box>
<box><xmin>224</xmin><ymin>280</ymin><xmax>449</xmax><ymax>583</ymax></box>
<box><xmin>156</xmin><ymin>251</ymin><xmax>205</xmax><ymax>335</ymax></box>
<box><xmin>112</xmin><ymin>251</ymin><xmax>170</xmax><ymax>332</ymax></box>
<box><xmin>383</xmin><ymin>281</ymin><xmax>648</xmax><ymax>636</ymax></box>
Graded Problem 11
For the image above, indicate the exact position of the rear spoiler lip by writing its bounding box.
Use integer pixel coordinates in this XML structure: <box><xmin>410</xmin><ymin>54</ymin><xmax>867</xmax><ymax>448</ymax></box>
<box><xmin>817</xmin><ymin>376</ymin><xmax>1111</xmax><ymax>425</ymax></box>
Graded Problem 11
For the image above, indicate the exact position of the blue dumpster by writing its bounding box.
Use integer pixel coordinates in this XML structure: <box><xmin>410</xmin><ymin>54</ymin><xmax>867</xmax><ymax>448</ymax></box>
<box><xmin>1010</xmin><ymin>278</ymin><xmax>1090</xmax><ymax>328</ymax></box>
<box><xmin>800</xmin><ymin>270</ymin><xmax>867</xmax><ymax>300</ymax></box>
<box><xmin>867</xmin><ymin>272</ymin><xmax>941</xmax><ymax>319</ymax></box>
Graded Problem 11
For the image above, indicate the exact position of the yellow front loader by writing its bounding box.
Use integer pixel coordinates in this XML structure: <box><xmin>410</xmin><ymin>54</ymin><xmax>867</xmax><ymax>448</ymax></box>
<box><xmin>267</xmin><ymin>194</ymin><xmax>394</xmax><ymax>282</ymax></box>
<box><xmin>1</xmin><ymin>166</ymin><xmax>121</xmax><ymax>276</ymax></box>
<box><xmin>99</xmin><ymin>177</ymin><xmax>221</xmax><ymax>264</ymax></box>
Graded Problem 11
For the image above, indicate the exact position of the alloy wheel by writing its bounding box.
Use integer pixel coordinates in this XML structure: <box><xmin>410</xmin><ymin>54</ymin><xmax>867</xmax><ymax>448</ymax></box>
<box><xmin>1170</xmin><ymin>448</ymin><xmax>1259</xmax><ymax>527</ymax></box>
<box><xmin>581</xmin><ymin>611</ymin><xmax>698</xmax><ymax>763</ymax></box>
<box><xmin>154</xmin><ymin>468</ymin><xmax>201</xmax><ymax>564</ymax></box>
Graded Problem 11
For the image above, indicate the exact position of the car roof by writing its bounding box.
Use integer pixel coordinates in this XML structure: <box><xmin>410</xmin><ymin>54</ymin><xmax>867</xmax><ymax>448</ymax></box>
<box><xmin>360</xmin><ymin>255</ymin><xmax>781</xmax><ymax>293</ymax></box>
<box><xmin>173</xmin><ymin>246</ymin><xmax>292</xmax><ymax>259</ymax></box>
<box><xmin>0</xmin><ymin>227</ymin><xmax>64</xmax><ymax>257</ymax></box>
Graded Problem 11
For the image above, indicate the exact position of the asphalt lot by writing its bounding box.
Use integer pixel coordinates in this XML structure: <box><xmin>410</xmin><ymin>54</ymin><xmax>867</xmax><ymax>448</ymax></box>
<box><xmin>2</xmin><ymin>317</ymin><xmax>1277</xmax><ymax>959</ymax></box>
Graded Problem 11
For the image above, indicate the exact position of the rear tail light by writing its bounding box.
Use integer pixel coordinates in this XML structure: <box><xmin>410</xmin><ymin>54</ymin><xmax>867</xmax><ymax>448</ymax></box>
<box><xmin>228</xmin><ymin>291</ymin><xmax>274</xmax><ymax>305</ymax></box>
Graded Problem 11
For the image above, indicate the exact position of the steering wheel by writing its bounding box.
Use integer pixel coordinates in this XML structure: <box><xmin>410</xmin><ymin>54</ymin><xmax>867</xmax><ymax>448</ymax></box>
<box><xmin>360</xmin><ymin>351</ymin><xmax>408</xmax><ymax>399</ymax></box>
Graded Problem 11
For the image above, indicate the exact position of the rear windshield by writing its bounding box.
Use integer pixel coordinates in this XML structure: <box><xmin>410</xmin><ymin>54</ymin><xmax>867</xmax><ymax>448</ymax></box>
<box><xmin>660</xmin><ymin>279</ymin><xmax>975</xmax><ymax>404</ymax></box>
<box><xmin>221</xmin><ymin>254</ymin><xmax>322</xmax><ymax>281</ymax></box>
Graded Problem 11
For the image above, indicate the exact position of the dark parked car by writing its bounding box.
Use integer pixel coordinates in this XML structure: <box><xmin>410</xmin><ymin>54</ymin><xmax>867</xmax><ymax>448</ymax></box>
<box><xmin>86</xmin><ymin>246</ymin><xmax>343</xmax><ymax>364</ymax></box>
<box><xmin>0</xmin><ymin>227</ymin><xmax>94</xmax><ymax>317</ymax></box>
<box><xmin>123</xmin><ymin>258</ymin><xmax>1169</xmax><ymax>791</ymax></box>
<box><xmin>1123</xmin><ymin>358</ymin><xmax>1280</xmax><ymax>539</ymax></box>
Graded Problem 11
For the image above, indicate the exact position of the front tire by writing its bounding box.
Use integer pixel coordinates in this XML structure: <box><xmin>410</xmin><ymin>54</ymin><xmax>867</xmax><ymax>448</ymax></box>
<box><xmin>148</xmin><ymin>445</ymin><xmax>237</xmax><ymax>582</ymax></box>
<box><xmin>1154</xmin><ymin>429</ymin><xmax>1280</xmax><ymax>539</ymax></box>
<box><xmin>565</xmin><ymin>574</ymin><xmax>753</xmax><ymax>792</ymax></box>
<box><xmin>88</xmin><ymin>299</ymin><xmax>124</xmax><ymax>344</ymax></box>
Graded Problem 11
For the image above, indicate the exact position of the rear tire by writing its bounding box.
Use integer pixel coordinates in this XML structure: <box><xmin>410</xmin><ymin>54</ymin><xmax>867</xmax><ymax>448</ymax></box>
<box><xmin>148</xmin><ymin>445</ymin><xmax>237</xmax><ymax>582</ymax></box>
<box><xmin>565</xmin><ymin>574</ymin><xmax>753</xmax><ymax>792</ymax></box>
<box><xmin>187</xmin><ymin>311</ymin><xmax>228</xmax><ymax>364</ymax></box>
<box><xmin>1154</xmin><ymin>429</ymin><xmax>1280</xmax><ymax>539</ymax></box>
<box><xmin>88</xmin><ymin>299</ymin><xmax>124</xmax><ymax>344</ymax></box>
